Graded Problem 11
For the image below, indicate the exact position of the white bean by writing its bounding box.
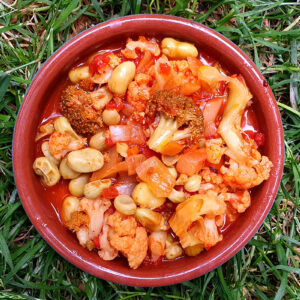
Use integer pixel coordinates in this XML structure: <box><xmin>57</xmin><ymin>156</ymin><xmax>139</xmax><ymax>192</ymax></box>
<box><xmin>61</xmin><ymin>196</ymin><xmax>80</xmax><ymax>222</ymax></box>
<box><xmin>135</xmin><ymin>208</ymin><xmax>167</xmax><ymax>232</ymax></box>
<box><xmin>83</xmin><ymin>179</ymin><xmax>111</xmax><ymax>199</ymax></box>
<box><xmin>114</xmin><ymin>195</ymin><xmax>136</xmax><ymax>215</ymax></box>
<box><xmin>68</xmin><ymin>65</ymin><xmax>90</xmax><ymax>83</ymax></box>
<box><xmin>67</xmin><ymin>148</ymin><xmax>104</xmax><ymax>173</ymax></box>
<box><xmin>161</xmin><ymin>37</ymin><xmax>198</xmax><ymax>59</ymax></box>
<box><xmin>69</xmin><ymin>174</ymin><xmax>90</xmax><ymax>197</ymax></box>
<box><xmin>41</xmin><ymin>141</ymin><xmax>59</xmax><ymax>165</ymax></box>
<box><xmin>132</xmin><ymin>182</ymin><xmax>166</xmax><ymax>209</ymax></box>
<box><xmin>168</xmin><ymin>189</ymin><xmax>186</xmax><ymax>203</ymax></box>
<box><xmin>184</xmin><ymin>175</ymin><xmax>202</xmax><ymax>192</ymax></box>
<box><xmin>33</xmin><ymin>157</ymin><xmax>60</xmax><ymax>186</ymax></box>
<box><xmin>89</xmin><ymin>131</ymin><xmax>107</xmax><ymax>151</ymax></box>
<box><xmin>108</xmin><ymin>61</ymin><xmax>136</xmax><ymax>94</ymax></box>
<box><xmin>59</xmin><ymin>156</ymin><xmax>80</xmax><ymax>179</ymax></box>
<box><xmin>102</xmin><ymin>109</ymin><xmax>120</xmax><ymax>125</ymax></box>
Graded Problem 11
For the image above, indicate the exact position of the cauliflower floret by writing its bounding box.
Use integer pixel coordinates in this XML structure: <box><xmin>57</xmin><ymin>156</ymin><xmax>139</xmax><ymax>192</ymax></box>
<box><xmin>76</xmin><ymin>228</ymin><xmax>90</xmax><ymax>249</ymax></box>
<box><xmin>189</xmin><ymin>216</ymin><xmax>223</xmax><ymax>250</ymax></box>
<box><xmin>91</xmin><ymin>65</ymin><xmax>112</xmax><ymax>85</ymax></box>
<box><xmin>90</xmin><ymin>86</ymin><xmax>113</xmax><ymax>110</ymax></box>
<box><xmin>199</xmin><ymin>66</ymin><xmax>271</xmax><ymax>172</ymax></box>
<box><xmin>107</xmin><ymin>211</ymin><xmax>137</xmax><ymax>237</ymax></box>
<box><xmin>224</xmin><ymin>190</ymin><xmax>251</xmax><ymax>213</ymax></box>
<box><xmin>169</xmin><ymin>191</ymin><xmax>225</xmax><ymax>248</ymax></box>
<box><xmin>205</xmin><ymin>138</ymin><xmax>225</xmax><ymax>165</ymax></box>
<box><xmin>97</xmin><ymin>218</ymin><xmax>118</xmax><ymax>261</ymax></box>
<box><xmin>149</xmin><ymin>55</ymin><xmax>200</xmax><ymax>94</ymax></box>
<box><xmin>48</xmin><ymin>131</ymin><xmax>86</xmax><ymax>160</ymax></box>
<box><xmin>107</xmin><ymin>53</ymin><xmax>121</xmax><ymax>69</ymax></box>
<box><xmin>107</xmin><ymin>211</ymin><xmax>148</xmax><ymax>269</ymax></box>
<box><xmin>220</xmin><ymin>156</ymin><xmax>273</xmax><ymax>190</ymax></box>
<box><xmin>79</xmin><ymin>198</ymin><xmax>111</xmax><ymax>239</ymax></box>
<box><xmin>149</xmin><ymin>231</ymin><xmax>167</xmax><ymax>262</ymax></box>
<box><xmin>200</xmin><ymin>167</ymin><xmax>224</xmax><ymax>185</ymax></box>
<box><xmin>121</xmin><ymin>36</ymin><xmax>160</xmax><ymax>59</ymax></box>
<box><xmin>127</xmin><ymin>73</ymin><xmax>152</xmax><ymax>111</ymax></box>
<box><xmin>218</xmin><ymin>77</ymin><xmax>256</xmax><ymax>165</ymax></box>
<box><xmin>65</xmin><ymin>198</ymin><xmax>111</xmax><ymax>252</ymax></box>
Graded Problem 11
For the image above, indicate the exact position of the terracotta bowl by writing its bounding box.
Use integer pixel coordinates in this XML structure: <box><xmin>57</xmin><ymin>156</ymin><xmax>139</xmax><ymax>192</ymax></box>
<box><xmin>13</xmin><ymin>15</ymin><xmax>284</xmax><ymax>286</ymax></box>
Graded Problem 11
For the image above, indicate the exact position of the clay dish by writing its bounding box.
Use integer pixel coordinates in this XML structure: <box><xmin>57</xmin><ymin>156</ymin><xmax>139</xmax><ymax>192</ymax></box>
<box><xmin>13</xmin><ymin>15</ymin><xmax>284</xmax><ymax>287</ymax></box>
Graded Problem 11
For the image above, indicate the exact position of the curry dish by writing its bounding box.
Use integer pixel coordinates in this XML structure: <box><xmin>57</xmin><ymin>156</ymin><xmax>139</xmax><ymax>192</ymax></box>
<box><xmin>33</xmin><ymin>36</ymin><xmax>273</xmax><ymax>269</ymax></box>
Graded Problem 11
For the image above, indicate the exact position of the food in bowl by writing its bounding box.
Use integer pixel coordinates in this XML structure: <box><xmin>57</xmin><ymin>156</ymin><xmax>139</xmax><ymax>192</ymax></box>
<box><xmin>33</xmin><ymin>36</ymin><xmax>273</xmax><ymax>269</ymax></box>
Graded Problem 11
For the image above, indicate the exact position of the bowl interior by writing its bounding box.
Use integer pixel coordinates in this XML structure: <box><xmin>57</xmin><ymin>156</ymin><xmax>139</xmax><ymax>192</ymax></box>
<box><xmin>13</xmin><ymin>15</ymin><xmax>284</xmax><ymax>286</ymax></box>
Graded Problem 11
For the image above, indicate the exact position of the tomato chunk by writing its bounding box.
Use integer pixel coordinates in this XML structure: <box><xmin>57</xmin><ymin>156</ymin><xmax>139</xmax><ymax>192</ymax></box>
<box><xmin>136</xmin><ymin>157</ymin><xmax>175</xmax><ymax>197</ymax></box>
<box><xmin>106</xmin><ymin>101</ymin><xmax>124</xmax><ymax>111</ymax></box>
<box><xmin>89</xmin><ymin>53</ymin><xmax>111</xmax><ymax>74</ymax></box>
<box><xmin>176</xmin><ymin>148</ymin><xmax>207</xmax><ymax>176</ymax></box>
<box><xmin>101</xmin><ymin>186</ymin><xmax>119</xmax><ymax>198</ymax></box>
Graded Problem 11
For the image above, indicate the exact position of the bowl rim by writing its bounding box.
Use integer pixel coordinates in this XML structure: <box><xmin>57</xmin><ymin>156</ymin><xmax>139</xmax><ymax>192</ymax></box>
<box><xmin>13</xmin><ymin>14</ymin><xmax>284</xmax><ymax>287</ymax></box>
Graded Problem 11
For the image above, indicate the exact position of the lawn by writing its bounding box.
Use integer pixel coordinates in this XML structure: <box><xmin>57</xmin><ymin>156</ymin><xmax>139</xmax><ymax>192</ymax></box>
<box><xmin>0</xmin><ymin>0</ymin><xmax>299</xmax><ymax>299</ymax></box>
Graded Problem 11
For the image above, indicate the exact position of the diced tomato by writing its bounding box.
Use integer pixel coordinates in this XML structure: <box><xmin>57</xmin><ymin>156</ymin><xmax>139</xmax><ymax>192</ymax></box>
<box><xmin>254</xmin><ymin>132</ymin><xmax>265</xmax><ymax>147</ymax></box>
<box><xmin>101</xmin><ymin>186</ymin><xmax>119</xmax><ymax>198</ymax></box>
<box><xmin>159</xmin><ymin>63</ymin><xmax>171</xmax><ymax>75</ymax></box>
<box><xmin>137</xmin><ymin>145</ymin><xmax>159</xmax><ymax>158</ymax></box>
<box><xmin>106</xmin><ymin>101</ymin><xmax>124</xmax><ymax>111</ymax></box>
<box><xmin>93</xmin><ymin>236</ymin><xmax>100</xmax><ymax>248</ymax></box>
<box><xmin>176</xmin><ymin>148</ymin><xmax>207</xmax><ymax>176</ymax></box>
<box><xmin>105</xmin><ymin>137</ymin><xmax>115</xmax><ymax>146</ymax></box>
<box><xmin>89</xmin><ymin>53</ymin><xmax>111</xmax><ymax>75</ymax></box>
<box><xmin>161</xmin><ymin>141</ymin><xmax>184</xmax><ymax>156</ymax></box>
<box><xmin>125</xmin><ymin>154</ymin><xmax>146</xmax><ymax>175</ymax></box>
<box><xmin>127</xmin><ymin>146</ymin><xmax>139</xmax><ymax>156</ymax></box>
<box><xmin>136</xmin><ymin>156</ymin><xmax>175</xmax><ymax>197</ymax></box>
<box><xmin>109</xmin><ymin>125</ymin><xmax>145</xmax><ymax>144</ymax></box>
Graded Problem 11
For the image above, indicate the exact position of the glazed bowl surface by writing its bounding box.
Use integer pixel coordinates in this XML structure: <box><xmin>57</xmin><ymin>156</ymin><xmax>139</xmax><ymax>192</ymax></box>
<box><xmin>13</xmin><ymin>15</ymin><xmax>284</xmax><ymax>287</ymax></box>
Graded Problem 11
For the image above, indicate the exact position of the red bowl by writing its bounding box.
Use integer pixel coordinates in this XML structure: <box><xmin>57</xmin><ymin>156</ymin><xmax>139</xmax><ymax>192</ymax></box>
<box><xmin>13</xmin><ymin>15</ymin><xmax>284</xmax><ymax>286</ymax></box>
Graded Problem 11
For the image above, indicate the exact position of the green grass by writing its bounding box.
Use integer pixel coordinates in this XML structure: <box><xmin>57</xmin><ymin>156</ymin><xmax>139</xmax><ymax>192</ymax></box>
<box><xmin>0</xmin><ymin>0</ymin><xmax>299</xmax><ymax>299</ymax></box>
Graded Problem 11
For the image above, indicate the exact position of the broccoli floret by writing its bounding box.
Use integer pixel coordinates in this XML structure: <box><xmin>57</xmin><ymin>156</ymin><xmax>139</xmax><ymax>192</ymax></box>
<box><xmin>146</xmin><ymin>91</ymin><xmax>204</xmax><ymax>152</ymax></box>
<box><xmin>147</xmin><ymin>114</ymin><xmax>192</xmax><ymax>152</ymax></box>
